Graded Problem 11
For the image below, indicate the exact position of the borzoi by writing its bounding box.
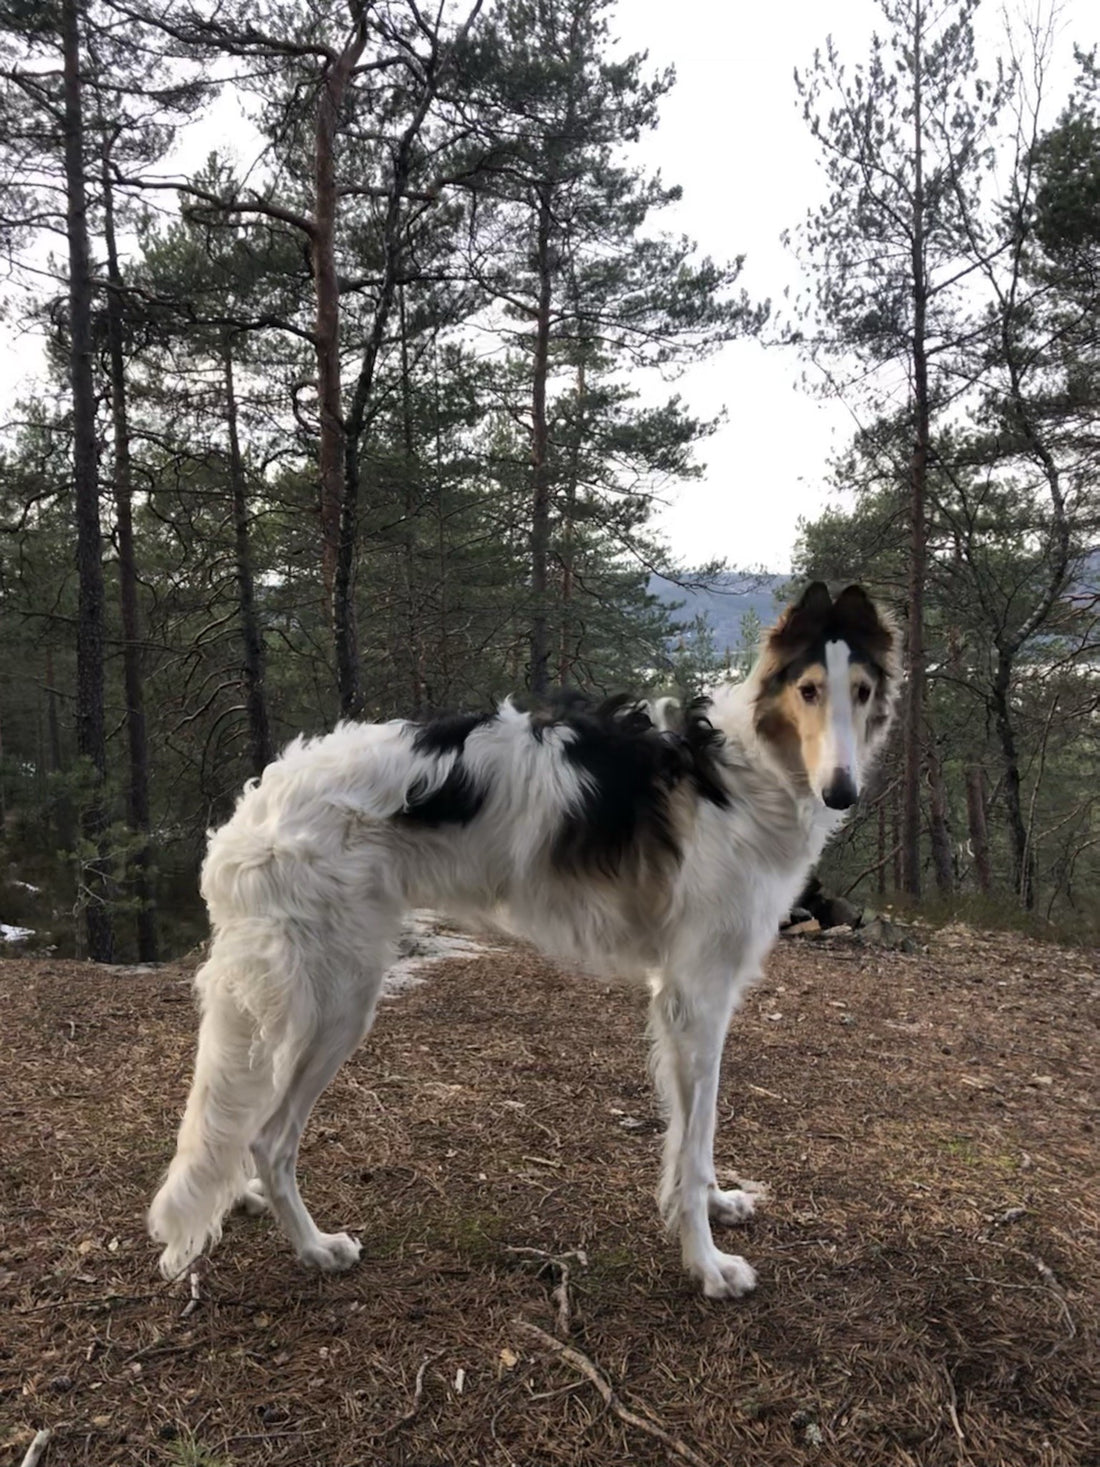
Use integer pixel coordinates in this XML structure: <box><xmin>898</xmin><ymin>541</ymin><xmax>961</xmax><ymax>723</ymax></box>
<box><xmin>149</xmin><ymin>581</ymin><xmax>899</xmax><ymax>1298</ymax></box>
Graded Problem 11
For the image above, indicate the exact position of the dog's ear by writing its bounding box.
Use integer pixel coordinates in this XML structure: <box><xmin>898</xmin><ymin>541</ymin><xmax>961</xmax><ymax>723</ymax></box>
<box><xmin>795</xmin><ymin>581</ymin><xmax>834</xmax><ymax>618</ymax></box>
<box><xmin>833</xmin><ymin>584</ymin><xmax>897</xmax><ymax>665</ymax></box>
<box><xmin>769</xmin><ymin>580</ymin><xmax>833</xmax><ymax>654</ymax></box>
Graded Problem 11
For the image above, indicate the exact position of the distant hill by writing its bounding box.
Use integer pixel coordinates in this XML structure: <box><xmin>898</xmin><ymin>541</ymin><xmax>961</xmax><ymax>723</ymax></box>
<box><xmin>651</xmin><ymin>549</ymin><xmax>1098</xmax><ymax>660</ymax></box>
<box><xmin>648</xmin><ymin>571</ymin><xmax>788</xmax><ymax>655</ymax></box>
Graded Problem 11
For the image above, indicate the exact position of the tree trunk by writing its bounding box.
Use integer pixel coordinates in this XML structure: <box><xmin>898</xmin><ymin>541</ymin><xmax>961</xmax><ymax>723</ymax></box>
<box><xmin>308</xmin><ymin>10</ymin><xmax>368</xmax><ymax>724</ymax></box>
<box><xmin>44</xmin><ymin>644</ymin><xmax>75</xmax><ymax>852</ymax></box>
<box><xmin>398</xmin><ymin>287</ymin><xmax>426</xmax><ymax>716</ymax></box>
<box><xmin>992</xmin><ymin>661</ymin><xmax>1035</xmax><ymax>908</ymax></box>
<box><xmin>558</xmin><ymin>356</ymin><xmax>585</xmax><ymax>686</ymax></box>
<box><xmin>63</xmin><ymin>0</ymin><xmax>113</xmax><ymax>962</ymax></box>
<box><xmin>901</xmin><ymin>0</ymin><xmax>928</xmax><ymax>900</ymax></box>
<box><xmin>45</xmin><ymin>644</ymin><xmax>64</xmax><ymax>775</ymax></box>
<box><xmin>102</xmin><ymin>148</ymin><xmax>157</xmax><ymax>961</ymax></box>
<box><xmin>313</xmin><ymin>19</ymin><xmax>365</xmax><ymax>609</ymax></box>
<box><xmin>328</xmin><ymin>2</ymin><xmax>479</xmax><ymax>719</ymax></box>
<box><xmin>223</xmin><ymin>342</ymin><xmax>274</xmax><ymax>777</ymax></box>
<box><xmin>965</xmin><ymin>764</ymin><xmax>992</xmax><ymax>894</ymax></box>
<box><xmin>529</xmin><ymin>182</ymin><xmax>554</xmax><ymax>697</ymax></box>
<box><xmin>926</xmin><ymin>736</ymin><xmax>954</xmax><ymax>896</ymax></box>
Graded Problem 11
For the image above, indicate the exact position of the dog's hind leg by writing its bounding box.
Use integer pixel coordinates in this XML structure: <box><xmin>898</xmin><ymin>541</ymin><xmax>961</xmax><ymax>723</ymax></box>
<box><xmin>250</xmin><ymin>968</ymin><xmax>385</xmax><ymax>1273</ymax></box>
<box><xmin>649</xmin><ymin>974</ymin><xmax>756</xmax><ymax>1300</ymax></box>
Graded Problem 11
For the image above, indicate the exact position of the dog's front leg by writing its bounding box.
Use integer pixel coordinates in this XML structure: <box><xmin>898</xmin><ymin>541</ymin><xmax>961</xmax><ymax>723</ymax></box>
<box><xmin>650</xmin><ymin>975</ymin><xmax>756</xmax><ymax>1299</ymax></box>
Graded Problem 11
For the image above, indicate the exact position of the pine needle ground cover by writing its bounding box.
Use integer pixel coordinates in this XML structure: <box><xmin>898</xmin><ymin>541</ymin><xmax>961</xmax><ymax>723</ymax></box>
<box><xmin>2</xmin><ymin>929</ymin><xmax>1096</xmax><ymax>1467</ymax></box>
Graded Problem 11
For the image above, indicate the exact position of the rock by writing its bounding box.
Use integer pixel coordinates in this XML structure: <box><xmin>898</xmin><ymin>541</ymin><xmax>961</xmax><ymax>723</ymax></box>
<box><xmin>822</xmin><ymin>896</ymin><xmax>861</xmax><ymax>928</ymax></box>
<box><xmin>853</xmin><ymin>916</ymin><xmax>911</xmax><ymax>951</ymax></box>
<box><xmin>782</xmin><ymin>918</ymin><xmax>822</xmax><ymax>937</ymax></box>
<box><xmin>821</xmin><ymin>923</ymin><xmax>854</xmax><ymax>938</ymax></box>
<box><xmin>788</xmin><ymin>879</ymin><xmax>863</xmax><ymax>932</ymax></box>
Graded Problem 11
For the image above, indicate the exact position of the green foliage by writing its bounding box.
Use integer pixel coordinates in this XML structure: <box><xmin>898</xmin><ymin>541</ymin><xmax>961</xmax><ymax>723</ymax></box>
<box><xmin>0</xmin><ymin>0</ymin><xmax>748</xmax><ymax>956</ymax></box>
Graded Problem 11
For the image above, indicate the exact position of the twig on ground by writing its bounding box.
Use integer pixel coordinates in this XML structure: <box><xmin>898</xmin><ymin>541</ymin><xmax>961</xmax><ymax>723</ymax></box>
<box><xmin>943</xmin><ymin>1366</ymin><xmax>968</xmax><ymax>1453</ymax></box>
<box><xmin>20</xmin><ymin>1429</ymin><xmax>51</xmax><ymax>1467</ymax></box>
<box><xmin>505</xmin><ymin>1247</ymin><xmax>587</xmax><ymax>1335</ymax></box>
<box><xmin>1031</xmin><ymin>1254</ymin><xmax>1076</xmax><ymax>1338</ymax></box>
<box><xmin>374</xmin><ymin>1353</ymin><xmax>437</xmax><ymax>1440</ymax></box>
<box><xmin>180</xmin><ymin>1271</ymin><xmax>200</xmax><ymax>1319</ymax></box>
<box><xmin>512</xmin><ymin>1318</ymin><xmax>712</xmax><ymax>1467</ymax></box>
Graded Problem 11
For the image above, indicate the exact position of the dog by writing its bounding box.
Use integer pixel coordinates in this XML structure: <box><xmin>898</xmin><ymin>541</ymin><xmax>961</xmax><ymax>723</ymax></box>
<box><xmin>149</xmin><ymin>581</ymin><xmax>899</xmax><ymax>1298</ymax></box>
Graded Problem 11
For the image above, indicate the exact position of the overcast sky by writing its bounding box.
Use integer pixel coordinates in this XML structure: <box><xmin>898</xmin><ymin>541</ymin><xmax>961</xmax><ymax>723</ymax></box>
<box><xmin>0</xmin><ymin>0</ymin><xmax>1088</xmax><ymax>572</ymax></box>
<box><xmin>610</xmin><ymin>0</ymin><xmax>1088</xmax><ymax>570</ymax></box>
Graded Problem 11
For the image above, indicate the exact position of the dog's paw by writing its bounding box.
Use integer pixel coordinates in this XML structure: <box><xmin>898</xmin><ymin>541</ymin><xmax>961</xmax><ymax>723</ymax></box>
<box><xmin>236</xmin><ymin>1178</ymin><xmax>271</xmax><ymax>1216</ymax></box>
<box><xmin>298</xmin><ymin>1232</ymin><xmax>362</xmax><ymax>1273</ymax></box>
<box><xmin>157</xmin><ymin>1242</ymin><xmax>200</xmax><ymax>1282</ymax></box>
<box><xmin>708</xmin><ymin>1186</ymin><xmax>757</xmax><ymax>1226</ymax></box>
<box><xmin>693</xmin><ymin>1250</ymin><xmax>757</xmax><ymax>1300</ymax></box>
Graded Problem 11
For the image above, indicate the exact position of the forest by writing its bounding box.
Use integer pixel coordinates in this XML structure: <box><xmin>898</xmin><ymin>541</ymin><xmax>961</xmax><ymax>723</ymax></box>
<box><xmin>0</xmin><ymin>0</ymin><xmax>1096</xmax><ymax>961</ymax></box>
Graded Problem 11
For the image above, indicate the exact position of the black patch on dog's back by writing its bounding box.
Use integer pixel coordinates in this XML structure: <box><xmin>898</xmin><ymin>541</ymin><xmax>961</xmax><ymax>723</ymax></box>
<box><xmin>401</xmin><ymin>711</ymin><xmax>494</xmax><ymax>826</ymax></box>
<box><xmin>412</xmin><ymin>711</ymin><xmax>494</xmax><ymax>756</ymax></box>
<box><xmin>401</xmin><ymin>764</ymin><xmax>486</xmax><ymax>826</ymax></box>
<box><xmin>678</xmin><ymin>697</ymin><xmax>732</xmax><ymax>809</ymax></box>
<box><xmin>550</xmin><ymin>694</ymin><xmax>729</xmax><ymax>878</ymax></box>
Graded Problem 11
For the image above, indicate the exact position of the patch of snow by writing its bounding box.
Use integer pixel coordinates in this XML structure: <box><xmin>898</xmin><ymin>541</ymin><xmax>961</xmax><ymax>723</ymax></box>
<box><xmin>383</xmin><ymin>910</ymin><xmax>498</xmax><ymax>996</ymax></box>
<box><xmin>1</xmin><ymin>923</ymin><xmax>34</xmax><ymax>943</ymax></box>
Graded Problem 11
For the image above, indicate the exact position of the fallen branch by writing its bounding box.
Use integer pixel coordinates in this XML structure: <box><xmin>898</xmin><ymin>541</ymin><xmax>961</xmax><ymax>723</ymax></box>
<box><xmin>20</xmin><ymin>1430</ymin><xmax>51</xmax><ymax>1467</ymax></box>
<box><xmin>512</xmin><ymin>1318</ymin><xmax>711</xmax><ymax>1467</ymax></box>
<box><xmin>942</xmin><ymin>1366</ymin><xmax>968</xmax><ymax>1453</ymax></box>
<box><xmin>180</xmin><ymin>1271</ymin><xmax>201</xmax><ymax>1319</ymax></box>
<box><xmin>373</xmin><ymin>1353</ymin><xmax>437</xmax><ymax>1440</ymax></box>
<box><xmin>505</xmin><ymin>1247</ymin><xmax>587</xmax><ymax>1336</ymax></box>
<box><xmin>1031</xmin><ymin>1253</ymin><xmax>1076</xmax><ymax>1339</ymax></box>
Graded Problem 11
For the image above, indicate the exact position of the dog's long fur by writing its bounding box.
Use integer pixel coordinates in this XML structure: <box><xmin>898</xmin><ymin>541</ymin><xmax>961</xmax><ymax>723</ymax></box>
<box><xmin>149</xmin><ymin>583</ymin><xmax>899</xmax><ymax>1298</ymax></box>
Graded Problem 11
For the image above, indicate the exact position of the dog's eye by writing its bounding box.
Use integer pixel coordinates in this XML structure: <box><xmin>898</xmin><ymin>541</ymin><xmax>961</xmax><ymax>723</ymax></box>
<box><xmin>855</xmin><ymin>683</ymin><xmax>872</xmax><ymax>705</ymax></box>
<box><xmin>799</xmin><ymin>683</ymin><xmax>819</xmax><ymax>704</ymax></box>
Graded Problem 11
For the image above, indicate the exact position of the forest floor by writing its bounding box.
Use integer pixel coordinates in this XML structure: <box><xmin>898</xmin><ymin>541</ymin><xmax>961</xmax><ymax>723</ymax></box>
<box><xmin>2</xmin><ymin>922</ymin><xmax>1097</xmax><ymax>1467</ymax></box>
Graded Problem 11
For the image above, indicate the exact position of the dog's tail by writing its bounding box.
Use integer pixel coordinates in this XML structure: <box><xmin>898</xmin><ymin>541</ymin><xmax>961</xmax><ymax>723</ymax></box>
<box><xmin>148</xmin><ymin>932</ymin><xmax>303</xmax><ymax>1280</ymax></box>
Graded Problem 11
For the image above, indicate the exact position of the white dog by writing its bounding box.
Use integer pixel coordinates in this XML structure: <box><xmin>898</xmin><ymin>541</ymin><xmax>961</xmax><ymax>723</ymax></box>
<box><xmin>149</xmin><ymin>582</ymin><xmax>899</xmax><ymax>1298</ymax></box>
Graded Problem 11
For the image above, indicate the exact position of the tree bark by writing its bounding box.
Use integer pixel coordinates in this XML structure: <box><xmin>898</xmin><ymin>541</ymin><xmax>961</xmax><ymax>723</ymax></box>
<box><xmin>314</xmin><ymin>10</ymin><xmax>367</xmax><ymax>609</ymax></box>
<box><xmin>335</xmin><ymin>2</ymin><xmax>482</xmax><ymax>719</ymax></box>
<box><xmin>529</xmin><ymin>182</ymin><xmax>554</xmax><ymax>697</ymax></box>
<box><xmin>926</xmin><ymin>736</ymin><xmax>954</xmax><ymax>896</ymax></box>
<box><xmin>992</xmin><ymin>661</ymin><xmax>1035</xmax><ymax>908</ymax></box>
<box><xmin>901</xmin><ymin>0</ymin><xmax>928</xmax><ymax>900</ymax></box>
<box><xmin>63</xmin><ymin>0</ymin><xmax>113</xmax><ymax>961</ymax></box>
<box><xmin>223</xmin><ymin>341</ymin><xmax>274</xmax><ymax>777</ymax></box>
<box><xmin>558</xmin><ymin>356</ymin><xmax>585</xmax><ymax>686</ymax></box>
<box><xmin>965</xmin><ymin>764</ymin><xmax>992</xmax><ymax>893</ymax></box>
<box><xmin>102</xmin><ymin>147</ymin><xmax>157</xmax><ymax>961</ymax></box>
<box><xmin>398</xmin><ymin>287</ymin><xmax>426</xmax><ymax>716</ymax></box>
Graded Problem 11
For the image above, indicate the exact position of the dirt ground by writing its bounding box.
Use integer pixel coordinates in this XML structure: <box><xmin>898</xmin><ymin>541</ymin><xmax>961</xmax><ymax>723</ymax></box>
<box><xmin>2</xmin><ymin>924</ymin><xmax>1097</xmax><ymax>1467</ymax></box>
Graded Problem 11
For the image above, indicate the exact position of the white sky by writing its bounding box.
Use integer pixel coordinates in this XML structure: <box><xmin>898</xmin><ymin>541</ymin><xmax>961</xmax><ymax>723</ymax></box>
<box><xmin>611</xmin><ymin>0</ymin><xmax>1089</xmax><ymax>570</ymax></box>
<box><xmin>0</xmin><ymin>0</ymin><xmax>1088</xmax><ymax>572</ymax></box>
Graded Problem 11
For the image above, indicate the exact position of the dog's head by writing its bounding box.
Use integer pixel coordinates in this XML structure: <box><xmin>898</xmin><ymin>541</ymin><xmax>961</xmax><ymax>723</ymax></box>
<box><xmin>753</xmin><ymin>582</ymin><xmax>900</xmax><ymax>810</ymax></box>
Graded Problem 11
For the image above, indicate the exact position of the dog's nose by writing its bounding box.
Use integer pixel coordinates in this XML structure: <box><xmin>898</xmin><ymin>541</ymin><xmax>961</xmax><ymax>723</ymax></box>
<box><xmin>822</xmin><ymin>770</ymin><xmax>858</xmax><ymax>810</ymax></box>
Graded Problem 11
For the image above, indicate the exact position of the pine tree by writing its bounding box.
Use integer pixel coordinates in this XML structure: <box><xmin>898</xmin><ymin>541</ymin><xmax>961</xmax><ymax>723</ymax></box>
<box><xmin>464</xmin><ymin>0</ymin><xmax>763</xmax><ymax>693</ymax></box>
<box><xmin>790</xmin><ymin>0</ymin><xmax>1007</xmax><ymax>897</ymax></box>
